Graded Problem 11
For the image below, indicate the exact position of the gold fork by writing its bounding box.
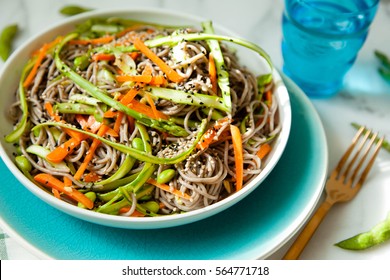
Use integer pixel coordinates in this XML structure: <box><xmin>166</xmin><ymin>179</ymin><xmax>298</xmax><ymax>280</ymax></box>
<box><xmin>283</xmin><ymin>126</ymin><xmax>385</xmax><ymax>260</ymax></box>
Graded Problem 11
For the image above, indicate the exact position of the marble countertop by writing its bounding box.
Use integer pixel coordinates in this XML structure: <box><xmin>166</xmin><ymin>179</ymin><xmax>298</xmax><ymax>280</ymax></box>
<box><xmin>0</xmin><ymin>0</ymin><xmax>389</xmax><ymax>260</ymax></box>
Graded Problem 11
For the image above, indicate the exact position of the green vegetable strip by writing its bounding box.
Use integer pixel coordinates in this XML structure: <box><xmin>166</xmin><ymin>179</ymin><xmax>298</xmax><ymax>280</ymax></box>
<box><xmin>5</xmin><ymin>59</ymin><xmax>34</xmax><ymax>143</ymax></box>
<box><xmin>97</xmin><ymin>33</ymin><xmax>273</xmax><ymax>70</ymax></box>
<box><xmin>144</xmin><ymin>86</ymin><xmax>229</xmax><ymax>112</ymax></box>
<box><xmin>335</xmin><ymin>212</ymin><xmax>390</xmax><ymax>250</ymax></box>
<box><xmin>94</xmin><ymin>155</ymin><xmax>136</xmax><ymax>187</ymax></box>
<box><xmin>95</xmin><ymin>173</ymin><xmax>139</xmax><ymax>193</ymax></box>
<box><xmin>201</xmin><ymin>21</ymin><xmax>232</xmax><ymax>113</ymax></box>
<box><xmin>98</xmin><ymin>124</ymin><xmax>156</xmax><ymax>204</ymax></box>
<box><xmin>53</xmin><ymin>102</ymin><xmax>97</xmax><ymax>115</ymax></box>
<box><xmin>54</xmin><ymin>33</ymin><xmax>189</xmax><ymax>137</ymax></box>
<box><xmin>351</xmin><ymin>123</ymin><xmax>390</xmax><ymax>152</ymax></box>
<box><xmin>33</xmin><ymin>119</ymin><xmax>208</xmax><ymax>165</ymax></box>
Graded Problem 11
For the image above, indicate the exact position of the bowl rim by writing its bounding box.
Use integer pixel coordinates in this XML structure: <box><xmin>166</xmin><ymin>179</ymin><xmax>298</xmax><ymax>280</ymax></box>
<box><xmin>0</xmin><ymin>7</ymin><xmax>291</xmax><ymax>229</ymax></box>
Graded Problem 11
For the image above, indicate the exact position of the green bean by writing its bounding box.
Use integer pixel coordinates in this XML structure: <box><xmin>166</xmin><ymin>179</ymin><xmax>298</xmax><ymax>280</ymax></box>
<box><xmin>78</xmin><ymin>192</ymin><xmax>96</xmax><ymax>209</ymax></box>
<box><xmin>335</xmin><ymin>212</ymin><xmax>390</xmax><ymax>250</ymax></box>
<box><xmin>59</xmin><ymin>5</ymin><xmax>92</xmax><ymax>16</ymax></box>
<box><xmin>95</xmin><ymin>155</ymin><xmax>136</xmax><ymax>188</ymax></box>
<box><xmin>0</xmin><ymin>24</ymin><xmax>18</xmax><ymax>61</ymax></box>
<box><xmin>157</xmin><ymin>169</ymin><xmax>176</xmax><ymax>184</ymax></box>
<box><xmin>351</xmin><ymin>123</ymin><xmax>390</xmax><ymax>152</ymax></box>
<box><xmin>54</xmin><ymin>102</ymin><xmax>97</xmax><ymax>115</ymax></box>
<box><xmin>95</xmin><ymin>173</ymin><xmax>139</xmax><ymax>193</ymax></box>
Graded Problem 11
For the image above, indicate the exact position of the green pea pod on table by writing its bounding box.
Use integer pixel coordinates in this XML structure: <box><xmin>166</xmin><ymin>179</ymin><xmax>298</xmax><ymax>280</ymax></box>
<box><xmin>0</xmin><ymin>24</ymin><xmax>18</xmax><ymax>61</ymax></box>
<box><xmin>335</xmin><ymin>212</ymin><xmax>390</xmax><ymax>250</ymax></box>
<box><xmin>59</xmin><ymin>5</ymin><xmax>92</xmax><ymax>16</ymax></box>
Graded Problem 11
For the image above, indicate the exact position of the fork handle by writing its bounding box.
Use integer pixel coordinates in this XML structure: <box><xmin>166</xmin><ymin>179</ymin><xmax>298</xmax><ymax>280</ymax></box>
<box><xmin>282</xmin><ymin>200</ymin><xmax>334</xmax><ymax>260</ymax></box>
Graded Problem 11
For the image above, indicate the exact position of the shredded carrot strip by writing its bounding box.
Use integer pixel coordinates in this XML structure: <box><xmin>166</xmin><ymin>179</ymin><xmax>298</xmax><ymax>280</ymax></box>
<box><xmin>69</xmin><ymin>36</ymin><xmax>115</xmax><ymax>45</ymax></box>
<box><xmin>147</xmin><ymin>178</ymin><xmax>191</xmax><ymax>200</ymax></box>
<box><xmin>103</xmin><ymin>110</ymin><xmax>117</xmax><ymax>118</ymax></box>
<box><xmin>127</xmin><ymin>116</ymin><xmax>135</xmax><ymax>134</ymax></box>
<box><xmin>120</xmin><ymin>88</ymin><xmax>139</xmax><ymax>105</ymax></box>
<box><xmin>145</xmin><ymin>93</ymin><xmax>160</xmax><ymax>119</ymax></box>
<box><xmin>116</xmin><ymin>75</ymin><xmax>152</xmax><ymax>83</ymax></box>
<box><xmin>116</xmin><ymin>25</ymin><xmax>144</xmax><ymax>37</ymax></box>
<box><xmin>133</xmin><ymin>38</ymin><xmax>184</xmax><ymax>83</ymax></box>
<box><xmin>74</xmin><ymin>125</ymin><xmax>110</xmax><ymax>180</ymax></box>
<box><xmin>256</xmin><ymin>143</ymin><xmax>272</xmax><ymax>159</ymax></box>
<box><xmin>113</xmin><ymin>112</ymin><xmax>124</xmax><ymax>133</ymax></box>
<box><xmin>116</xmin><ymin>75</ymin><xmax>167</xmax><ymax>86</ymax></box>
<box><xmin>34</xmin><ymin>173</ymin><xmax>94</xmax><ymax>209</ymax></box>
<box><xmin>127</xmin><ymin>99</ymin><xmax>168</xmax><ymax>120</ymax></box>
<box><xmin>230</xmin><ymin>125</ymin><xmax>243</xmax><ymax>192</ymax></box>
<box><xmin>44</xmin><ymin>102</ymin><xmax>86</xmax><ymax>142</ymax></box>
<box><xmin>196</xmin><ymin>117</ymin><xmax>231</xmax><ymax>150</ymax></box>
<box><xmin>265</xmin><ymin>90</ymin><xmax>272</xmax><ymax>108</ymax></box>
<box><xmin>23</xmin><ymin>44</ymin><xmax>49</xmax><ymax>88</ymax></box>
<box><xmin>118</xmin><ymin>207</ymin><xmax>146</xmax><ymax>217</ymax></box>
<box><xmin>46</xmin><ymin>137</ymin><xmax>81</xmax><ymax>163</ymax></box>
<box><xmin>209</xmin><ymin>53</ymin><xmax>218</xmax><ymax>94</ymax></box>
<box><xmin>92</xmin><ymin>53</ymin><xmax>115</xmax><ymax>61</ymax></box>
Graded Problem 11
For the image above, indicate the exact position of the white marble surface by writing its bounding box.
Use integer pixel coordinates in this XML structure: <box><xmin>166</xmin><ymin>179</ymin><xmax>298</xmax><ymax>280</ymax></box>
<box><xmin>0</xmin><ymin>0</ymin><xmax>389</xmax><ymax>260</ymax></box>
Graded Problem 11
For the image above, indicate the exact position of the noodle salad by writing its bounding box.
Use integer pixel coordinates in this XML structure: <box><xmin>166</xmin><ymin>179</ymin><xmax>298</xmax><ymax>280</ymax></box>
<box><xmin>5</xmin><ymin>17</ymin><xmax>280</xmax><ymax>217</ymax></box>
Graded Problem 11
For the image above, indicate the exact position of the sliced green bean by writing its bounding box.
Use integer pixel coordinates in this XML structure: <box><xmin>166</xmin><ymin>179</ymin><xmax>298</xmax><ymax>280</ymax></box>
<box><xmin>202</xmin><ymin>21</ymin><xmax>232</xmax><ymax>112</ymax></box>
<box><xmin>95</xmin><ymin>173</ymin><xmax>139</xmax><ymax>193</ymax></box>
<box><xmin>54</xmin><ymin>102</ymin><xmax>97</xmax><ymax>115</ymax></box>
<box><xmin>144</xmin><ymin>86</ymin><xmax>229</xmax><ymax>112</ymax></box>
<box><xmin>0</xmin><ymin>24</ymin><xmax>18</xmax><ymax>61</ymax></box>
<box><xmin>95</xmin><ymin>155</ymin><xmax>136</xmax><ymax>187</ymax></box>
<box><xmin>5</xmin><ymin>59</ymin><xmax>34</xmax><ymax>143</ymax></box>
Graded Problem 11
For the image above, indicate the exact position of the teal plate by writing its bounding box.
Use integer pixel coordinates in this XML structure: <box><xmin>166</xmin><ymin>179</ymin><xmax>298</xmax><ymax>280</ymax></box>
<box><xmin>0</xmin><ymin>76</ymin><xmax>327</xmax><ymax>260</ymax></box>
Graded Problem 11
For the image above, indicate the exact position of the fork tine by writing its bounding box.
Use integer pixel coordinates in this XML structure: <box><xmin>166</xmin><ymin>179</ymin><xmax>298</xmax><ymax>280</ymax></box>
<box><xmin>340</xmin><ymin>128</ymin><xmax>372</xmax><ymax>180</ymax></box>
<box><xmin>351</xmin><ymin>135</ymin><xmax>385</xmax><ymax>192</ymax></box>
<box><xmin>349</xmin><ymin>131</ymin><xmax>378</xmax><ymax>181</ymax></box>
<box><xmin>334</xmin><ymin>126</ymin><xmax>365</xmax><ymax>177</ymax></box>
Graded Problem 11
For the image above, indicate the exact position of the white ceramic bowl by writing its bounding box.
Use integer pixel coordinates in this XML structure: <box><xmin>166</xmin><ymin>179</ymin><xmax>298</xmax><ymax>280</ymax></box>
<box><xmin>0</xmin><ymin>8</ymin><xmax>291</xmax><ymax>229</ymax></box>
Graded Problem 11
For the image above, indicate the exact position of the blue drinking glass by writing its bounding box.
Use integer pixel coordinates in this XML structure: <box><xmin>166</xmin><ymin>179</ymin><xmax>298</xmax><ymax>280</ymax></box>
<box><xmin>281</xmin><ymin>0</ymin><xmax>379</xmax><ymax>97</ymax></box>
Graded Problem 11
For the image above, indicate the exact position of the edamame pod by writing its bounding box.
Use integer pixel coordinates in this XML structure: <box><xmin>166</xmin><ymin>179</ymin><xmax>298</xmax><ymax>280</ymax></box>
<box><xmin>335</xmin><ymin>212</ymin><xmax>390</xmax><ymax>250</ymax></box>
<box><xmin>0</xmin><ymin>24</ymin><xmax>18</xmax><ymax>61</ymax></box>
<box><xmin>59</xmin><ymin>5</ymin><xmax>92</xmax><ymax>16</ymax></box>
